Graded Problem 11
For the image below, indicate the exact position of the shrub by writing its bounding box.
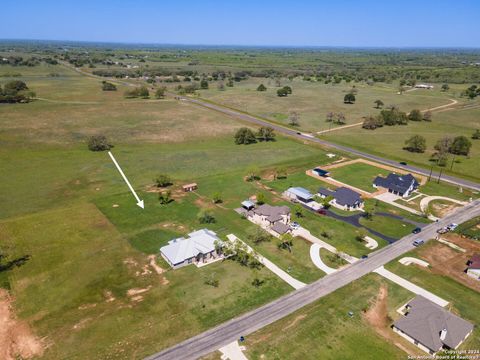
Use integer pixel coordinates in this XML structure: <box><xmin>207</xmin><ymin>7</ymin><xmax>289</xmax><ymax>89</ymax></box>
<box><xmin>234</xmin><ymin>128</ymin><xmax>257</xmax><ymax>145</ymax></box>
<box><xmin>256</xmin><ymin>84</ymin><xmax>267</xmax><ymax>91</ymax></box>
<box><xmin>87</xmin><ymin>135</ymin><xmax>113</xmax><ymax>151</ymax></box>
<box><xmin>198</xmin><ymin>210</ymin><xmax>216</xmax><ymax>224</ymax></box>
<box><xmin>101</xmin><ymin>81</ymin><xmax>117</xmax><ymax>91</ymax></box>
<box><xmin>154</xmin><ymin>174</ymin><xmax>172</xmax><ymax>187</ymax></box>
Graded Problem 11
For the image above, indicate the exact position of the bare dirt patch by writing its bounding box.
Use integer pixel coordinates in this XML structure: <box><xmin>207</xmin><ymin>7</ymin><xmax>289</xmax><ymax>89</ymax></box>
<box><xmin>363</xmin><ymin>285</ymin><xmax>418</xmax><ymax>356</ymax></box>
<box><xmin>0</xmin><ymin>289</ymin><xmax>44</xmax><ymax>360</ymax></box>
<box><xmin>431</xmin><ymin>201</ymin><xmax>461</xmax><ymax>218</ymax></box>
<box><xmin>417</xmin><ymin>234</ymin><xmax>480</xmax><ymax>292</ymax></box>
<box><xmin>283</xmin><ymin>314</ymin><xmax>306</xmax><ymax>331</ymax></box>
<box><xmin>127</xmin><ymin>286</ymin><xmax>152</xmax><ymax>297</ymax></box>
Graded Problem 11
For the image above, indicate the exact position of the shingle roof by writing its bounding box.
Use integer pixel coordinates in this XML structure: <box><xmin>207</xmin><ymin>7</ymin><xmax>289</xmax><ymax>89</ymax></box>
<box><xmin>272</xmin><ymin>221</ymin><xmax>290</xmax><ymax>235</ymax></box>
<box><xmin>394</xmin><ymin>296</ymin><xmax>474</xmax><ymax>352</ymax></box>
<box><xmin>318</xmin><ymin>188</ymin><xmax>335</xmax><ymax>197</ymax></box>
<box><xmin>373</xmin><ymin>173</ymin><xmax>419</xmax><ymax>194</ymax></box>
<box><xmin>318</xmin><ymin>187</ymin><xmax>362</xmax><ymax>207</ymax></box>
<box><xmin>160</xmin><ymin>229</ymin><xmax>220</xmax><ymax>266</ymax></box>
<box><xmin>253</xmin><ymin>204</ymin><xmax>290</xmax><ymax>218</ymax></box>
<box><xmin>468</xmin><ymin>254</ymin><xmax>480</xmax><ymax>269</ymax></box>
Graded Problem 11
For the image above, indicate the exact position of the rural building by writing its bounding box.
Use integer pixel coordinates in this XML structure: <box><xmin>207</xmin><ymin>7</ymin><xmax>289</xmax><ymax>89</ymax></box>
<box><xmin>241</xmin><ymin>200</ymin><xmax>255</xmax><ymax>211</ymax></box>
<box><xmin>415</xmin><ymin>84</ymin><xmax>434</xmax><ymax>89</ymax></box>
<box><xmin>318</xmin><ymin>187</ymin><xmax>364</xmax><ymax>211</ymax></box>
<box><xmin>247</xmin><ymin>204</ymin><xmax>291</xmax><ymax>236</ymax></box>
<box><xmin>182</xmin><ymin>183</ymin><xmax>198</xmax><ymax>192</ymax></box>
<box><xmin>160</xmin><ymin>229</ymin><xmax>222</xmax><ymax>269</ymax></box>
<box><xmin>312</xmin><ymin>168</ymin><xmax>330</xmax><ymax>177</ymax></box>
<box><xmin>373</xmin><ymin>173</ymin><xmax>419</xmax><ymax>198</ymax></box>
<box><xmin>393</xmin><ymin>296</ymin><xmax>473</xmax><ymax>355</ymax></box>
<box><xmin>284</xmin><ymin>187</ymin><xmax>314</xmax><ymax>203</ymax></box>
<box><xmin>466</xmin><ymin>254</ymin><xmax>480</xmax><ymax>280</ymax></box>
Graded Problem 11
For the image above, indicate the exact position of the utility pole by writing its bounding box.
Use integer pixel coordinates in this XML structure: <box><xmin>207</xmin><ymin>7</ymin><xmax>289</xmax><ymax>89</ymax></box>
<box><xmin>450</xmin><ymin>154</ymin><xmax>456</xmax><ymax>171</ymax></box>
<box><xmin>437</xmin><ymin>167</ymin><xmax>444</xmax><ymax>184</ymax></box>
<box><xmin>428</xmin><ymin>165</ymin><xmax>433</xmax><ymax>182</ymax></box>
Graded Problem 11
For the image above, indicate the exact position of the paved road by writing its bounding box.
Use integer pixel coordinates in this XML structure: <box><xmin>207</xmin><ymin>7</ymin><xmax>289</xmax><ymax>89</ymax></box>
<box><xmin>178</xmin><ymin>96</ymin><xmax>480</xmax><ymax>192</ymax></box>
<box><xmin>146</xmin><ymin>199</ymin><xmax>480</xmax><ymax>360</ymax></box>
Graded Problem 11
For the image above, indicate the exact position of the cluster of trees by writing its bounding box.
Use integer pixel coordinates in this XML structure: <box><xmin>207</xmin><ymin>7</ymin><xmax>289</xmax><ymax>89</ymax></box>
<box><xmin>234</xmin><ymin>126</ymin><xmax>275</xmax><ymax>144</ymax></box>
<box><xmin>277</xmin><ymin>86</ymin><xmax>292</xmax><ymax>97</ymax></box>
<box><xmin>0</xmin><ymin>80</ymin><xmax>35</xmax><ymax>103</ymax></box>
<box><xmin>363</xmin><ymin>107</ymin><xmax>432</xmax><ymax>130</ymax></box>
<box><xmin>223</xmin><ymin>238</ymin><xmax>263</xmax><ymax>269</ymax></box>
<box><xmin>326</xmin><ymin>112</ymin><xmax>346</xmax><ymax>125</ymax></box>
<box><xmin>124</xmin><ymin>86</ymin><xmax>149</xmax><ymax>98</ymax></box>
<box><xmin>0</xmin><ymin>56</ymin><xmax>54</xmax><ymax>67</ymax></box>
<box><xmin>463</xmin><ymin>85</ymin><xmax>480</xmax><ymax>99</ymax></box>
<box><xmin>404</xmin><ymin>134</ymin><xmax>472</xmax><ymax>158</ymax></box>
<box><xmin>101</xmin><ymin>81</ymin><xmax>117</xmax><ymax>91</ymax></box>
<box><xmin>87</xmin><ymin>135</ymin><xmax>113</xmax><ymax>151</ymax></box>
<box><xmin>408</xmin><ymin>109</ymin><xmax>432</xmax><ymax>122</ymax></box>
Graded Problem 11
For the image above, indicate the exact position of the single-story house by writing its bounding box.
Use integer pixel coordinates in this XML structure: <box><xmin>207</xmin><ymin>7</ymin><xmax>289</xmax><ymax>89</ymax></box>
<box><xmin>466</xmin><ymin>254</ymin><xmax>480</xmax><ymax>280</ymax></box>
<box><xmin>312</xmin><ymin>168</ymin><xmax>330</xmax><ymax>177</ymax></box>
<box><xmin>182</xmin><ymin>183</ymin><xmax>198</xmax><ymax>192</ymax></box>
<box><xmin>373</xmin><ymin>173</ymin><xmax>419</xmax><ymax>198</ymax></box>
<box><xmin>160</xmin><ymin>229</ymin><xmax>222</xmax><ymax>269</ymax></box>
<box><xmin>393</xmin><ymin>296</ymin><xmax>474</xmax><ymax>355</ymax></box>
<box><xmin>284</xmin><ymin>187</ymin><xmax>313</xmax><ymax>203</ymax></box>
<box><xmin>318</xmin><ymin>186</ymin><xmax>364</xmax><ymax>211</ymax></box>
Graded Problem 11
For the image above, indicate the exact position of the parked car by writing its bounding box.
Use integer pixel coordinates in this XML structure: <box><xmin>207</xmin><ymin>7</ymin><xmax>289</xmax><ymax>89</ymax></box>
<box><xmin>412</xmin><ymin>227</ymin><xmax>422</xmax><ymax>234</ymax></box>
<box><xmin>317</xmin><ymin>209</ymin><xmax>327</xmax><ymax>215</ymax></box>
<box><xmin>290</xmin><ymin>221</ymin><xmax>300</xmax><ymax>230</ymax></box>
<box><xmin>361</xmin><ymin>255</ymin><xmax>368</xmax><ymax>259</ymax></box>
<box><xmin>447</xmin><ymin>223</ymin><xmax>458</xmax><ymax>231</ymax></box>
<box><xmin>399</xmin><ymin>161</ymin><xmax>408</xmax><ymax>166</ymax></box>
<box><xmin>437</xmin><ymin>228</ymin><xmax>448</xmax><ymax>234</ymax></box>
<box><xmin>412</xmin><ymin>239</ymin><xmax>425</xmax><ymax>247</ymax></box>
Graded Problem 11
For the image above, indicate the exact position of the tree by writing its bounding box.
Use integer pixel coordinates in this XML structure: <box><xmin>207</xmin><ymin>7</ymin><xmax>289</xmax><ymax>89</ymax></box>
<box><xmin>408</xmin><ymin>109</ymin><xmax>423</xmax><ymax>121</ymax></box>
<box><xmin>374</xmin><ymin>99</ymin><xmax>384</xmax><ymax>109</ymax></box>
<box><xmin>278</xmin><ymin>233</ymin><xmax>294</xmax><ymax>252</ymax></box>
<box><xmin>251</xmin><ymin>277</ymin><xmax>265</xmax><ymax>287</ymax></box>
<box><xmin>247</xmin><ymin>227</ymin><xmax>271</xmax><ymax>244</ymax></box>
<box><xmin>155</xmin><ymin>87</ymin><xmax>166</xmax><ymax>99</ymax></box>
<box><xmin>335</xmin><ymin>112</ymin><xmax>346</xmax><ymax>125</ymax></box>
<box><xmin>404</xmin><ymin>135</ymin><xmax>426</xmax><ymax>153</ymax></box>
<box><xmin>355</xmin><ymin>228</ymin><xmax>368</xmax><ymax>242</ymax></box>
<box><xmin>256</xmin><ymin>84</ymin><xmax>267</xmax><ymax>91</ymax></box>
<box><xmin>154</xmin><ymin>174</ymin><xmax>172</xmax><ymax>187</ymax></box>
<box><xmin>212</xmin><ymin>192</ymin><xmax>222</xmax><ymax>204</ymax></box>
<box><xmin>256</xmin><ymin>193</ymin><xmax>266</xmax><ymax>205</ymax></box>
<box><xmin>87</xmin><ymin>135</ymin><xmax>113</xmax><ymax>151</ymax></box>
<box><xmin>138</xmin><ymin>86</ymin><xmax>149</xmax><ymax>98</ymax></box>
<box><xmin>344</xmin><ymin>93</ymin><xmax>356</xmax><ymax>104</ymax></box>
<box><xmin>472</xmin><ymin>129</ymin><xmax>480</xmax><ymax>140</ymax></box>
<box><xmin>198</xmin><ymin>210</ymin><xmax>216</xmax><ymax>224</ymax></box>
<box><xmin>283</xmin><ymin>86</ymin><xmax>292</xmax><ymax>94</ymax></box>
<box><xmin>101</xmin><ymin>81</ymin><xmax>117</xmax><ymax>91</ymax></box>
<box><xmin>277</xmin><ymin>87</ymin><xmax>288</xmax><ymax>97</ymax></box>
<box><xmin>256</xmin><ymin>126</ymin><xmax>276</xmax><ymax>142</ymax></box>
<box><xmin>363</xmin><ymin>203</ymin><xmax>376</xmax><ymax>219</ymax></box>
<box><xmin>275</xmin><ymin>166</ymin><xmax>287</xmax><ymax>179</ymax></box>
<box><xmin>3</xmin><ymin>80</ymin><xmax>28</xmax><ymax>92</ymax></box>
<box><xmin>293</xmin><ymin>204</ymin><xmax>304</xmax><ymax>218</ymax></box>
<box><xmin>362</xmin><ymin>115</ymin><xmax>384</xmax><ymax>130</ymax></box>
<box><xmin>288</xmin><ymin>111</ymin><xmax>300</xmax><ymax>126</ymax></box>
<box><xmin>234</xmin><ymin>127</ymin><xmax>257</xmax><ymax>145</ymax></box>
<box><xmin>226</xmin><ymin>79</ymin><xmax>234</xmax><ymax>87</ymax></box>
<box><xmin>423</xmin><ymin>110</ymin><xmax>432</xmax><ymax>122</ymax></box>
<box><xmin>433</xmin><ymin>136</ymin><xmax>453</xmax><ymax>165</ymax></box>
<box><xmin>450</xmin><ymin>136</ymin><xmax>472</xmax><ymax>156</ymax></box>
<box><xmin>441</xmin><ymin>84</ymin><xmax>449</xmax><ymax>92</ymax></box>
<box><xmin>321</xmin><ymin>195</ymin><xmax>334</xmax><ymax>209</ymax></box>
<box><xmin>325</xmin><ymin>111</ymin><xmax>335</xmax><ymax>122</ymax></box>
<box><xmin>217</xmin><ymin>82</ymin><xmax>225</xmax><ymax>91</ymax></box>
<box><xmin>158</xmin><ymin>190</ymin><xmax>172</xmax><ymax>205</ymax></box>
<box><xmin>246</xmin><ymin>165</ymin><xmax>260</xmax><ymax>181</ymax></box>
<box><xmin>200</xmin><ymin>79</ymin><xmax>209</xmax><ymax>89</ymax></box>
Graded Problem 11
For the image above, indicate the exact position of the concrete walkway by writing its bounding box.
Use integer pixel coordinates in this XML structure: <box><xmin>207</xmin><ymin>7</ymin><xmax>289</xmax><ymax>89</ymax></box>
<box><xmin>420</xmin><ymin>195</ymin><xmax>467</xmax><ymax>213</ymax></box>
<box><xmin>364</xmin><ymin>236</ymin><xmax>378</xmax><ymax>250</ymax></box>
<box><xmin>374</xmin><ymin>192</ymin><xmax>423</xmax><ymax>216</ymax></box>
<box><xmin>292</xmin><ymin>227</ymin><xmax>337</xmax><ymax>253</ymax></box>
<box><xmin>219</xmin><ymin>341</ymin><xmax>248</xmax><ymax>360</ymax></box>
<box><xmin>399</xmin><ymin>257</ymin><xmax>429</xmax><ymax>267</ymax></box>
<box><xmin>226</xmin><ymin>234</ymin><xmax>306</xmax><ymax>290</ymax></box>
<box><xmin>309</xmin><ymin>244</ymin><xmax>337</xmax><ymax>274</ymax></box>
<box><xmin>374</xmin><ymin>266</ymin><xmax>449</xmax><ymax>307</ymax></box>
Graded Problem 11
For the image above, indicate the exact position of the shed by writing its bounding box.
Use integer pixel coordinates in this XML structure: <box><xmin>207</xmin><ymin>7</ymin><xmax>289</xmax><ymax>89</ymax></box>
<box><xmin>182</xmin><ymin>183</ymin><xmax>198</xmax><ymax>192</ymax></box>
<box><xmin>313</xmin><ymin>168</ymin><xmax>330</xmax><ymax>177</ymax></box>
<box><xmin>241</xmin><ymin>200</ymin><xmax>255</xmax><ymax>210</ymax></box>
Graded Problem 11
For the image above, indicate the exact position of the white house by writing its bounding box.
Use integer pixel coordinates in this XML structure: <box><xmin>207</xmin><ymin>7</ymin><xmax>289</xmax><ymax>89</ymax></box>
<box><xmin>160</xmin><ymin>229</ymin><xmax>222</xmax><ymax>269</ymax></box>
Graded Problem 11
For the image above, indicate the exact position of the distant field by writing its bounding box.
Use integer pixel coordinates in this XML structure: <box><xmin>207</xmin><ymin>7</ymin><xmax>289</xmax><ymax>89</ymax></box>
<box><xmin>197</xmin><ymin>78</ymin><xmax>455</xmax><ymax>132</ymax></box>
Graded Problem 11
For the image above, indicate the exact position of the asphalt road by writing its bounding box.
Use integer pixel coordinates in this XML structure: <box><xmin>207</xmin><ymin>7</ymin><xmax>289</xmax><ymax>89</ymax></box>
<box><xmin>146</xmin><ymin>199</ymin><xmax>480</xmax><ymax>360</ymax></box>
<box><xmin>179</xmin><ymin>97</ymin><xmax>480</xmax><ymax>192</ymax></box>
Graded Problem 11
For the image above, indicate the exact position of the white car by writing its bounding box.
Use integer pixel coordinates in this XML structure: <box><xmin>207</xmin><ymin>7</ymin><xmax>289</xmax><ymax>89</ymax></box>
<box><xmin>447</xmin><ymin>223</ymin><xmax>458</xmax><ymax>231</ymax></box>
<box><xmin>290</xmin><ymin>222</ymin><xmax>300</xmax><ymax>230</ymax></box>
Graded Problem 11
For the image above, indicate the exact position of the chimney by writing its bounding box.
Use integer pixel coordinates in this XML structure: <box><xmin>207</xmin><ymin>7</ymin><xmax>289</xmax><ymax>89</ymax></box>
<box><xmin>440</xmin><ymin>328</ymin><xmax>447</xmax><ymax>341</ymax></box>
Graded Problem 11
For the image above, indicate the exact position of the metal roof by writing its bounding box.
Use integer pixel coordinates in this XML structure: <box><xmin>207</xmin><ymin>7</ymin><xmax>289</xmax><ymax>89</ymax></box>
<box><xmin>287</xmin><ymin>187</ymin><xmax>313</xmax><ymax>200</ymax></box>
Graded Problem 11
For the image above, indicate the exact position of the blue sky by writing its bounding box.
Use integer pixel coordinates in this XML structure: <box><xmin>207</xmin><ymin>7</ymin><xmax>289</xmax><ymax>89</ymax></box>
<box><xmin>2</xmin><ymin>0</ymin><xmax>479</xmax><ymax>47</ymax></box>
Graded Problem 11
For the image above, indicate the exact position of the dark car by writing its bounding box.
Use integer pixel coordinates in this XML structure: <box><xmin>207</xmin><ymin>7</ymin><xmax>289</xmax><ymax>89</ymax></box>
<box><xmin>361</xmin><ymin>255</ymin><xmax>368</xmax><ymax>259</ymax></box>
<box><xmin>412</xmin><ymin>227</ymin><xmax>422</xmax><ymax>234</ymax></box>
<box><xmin>317</xmin><ymin>209</ymin><xmax>327</xmax><ymax>215</ymax></box>
<box><xmin>399</xmin><ymin>161</ymin><xmax>408</xmax><ymax>165</ymax></box>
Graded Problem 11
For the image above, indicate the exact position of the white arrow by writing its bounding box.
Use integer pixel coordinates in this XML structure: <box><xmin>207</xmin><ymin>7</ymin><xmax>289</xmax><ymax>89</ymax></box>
<box><xmin>108</xmin><ymin>151</ymin><xmax>144</xmax><ymax>209</ymax></box>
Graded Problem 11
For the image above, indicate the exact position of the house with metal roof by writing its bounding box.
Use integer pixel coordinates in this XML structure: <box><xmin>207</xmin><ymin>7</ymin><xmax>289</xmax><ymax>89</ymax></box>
<box><xmin>466</xmin><ymin>254</ymin><xmax>480</xmax><ymax>280</ymax></box>
<box><xmin>318</xmin><ymin>186</ymin><xmax>364</xmax><ymax>211</ymax></box>
<box><xmin>160</xmin><ymin>229</ymin><xmax>222</xmax><ymax>269</ymax></box>
<box><xmin>393</xmin><ymin>296</ymin><xmax>474</xmax><ymax>355</ymax></box>
<box><xmin>373</xmin><ymin>173</ymin><xmax>419</xmax><ymax>198</ymax></box>
<box><xmin>284</xmin><ymin>187</ymin><xmax>313</xmax><ymax>203</ymax></box>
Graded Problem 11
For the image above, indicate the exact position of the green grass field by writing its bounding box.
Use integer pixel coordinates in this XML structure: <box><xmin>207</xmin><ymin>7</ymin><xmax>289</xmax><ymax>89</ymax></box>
<box><xmin>359</xmin><ymin>216</ymin><xmax>416</xmax><ymax>239</ymax></box>
<box><xmin>328</xmin><ymin>162</ymin><xmax>390</xmax><ymax>192</ymax></box>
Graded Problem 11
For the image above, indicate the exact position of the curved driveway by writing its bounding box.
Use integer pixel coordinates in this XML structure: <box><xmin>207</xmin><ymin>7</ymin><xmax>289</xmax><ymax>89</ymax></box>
<box><xmin>309</xmin><ymin>244</ymin><xmax>337</xmax><ymax>274</ymax></box>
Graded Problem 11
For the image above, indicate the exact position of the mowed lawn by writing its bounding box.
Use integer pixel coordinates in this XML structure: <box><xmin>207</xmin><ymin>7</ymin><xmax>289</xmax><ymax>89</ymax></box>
<box><xmin>243</xmin><ymin>274</ymin><xmax>413</xmax><ymax>360</ymax></box>
<box><xmin>328</xmin><ymin>162</ymin><xmax>391</xmax><ymax>192</ymax></box>
<box><xmin>0</xmin><ymin>203</ymin><xmax>291</xmax><ymax>359</ymax></box>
